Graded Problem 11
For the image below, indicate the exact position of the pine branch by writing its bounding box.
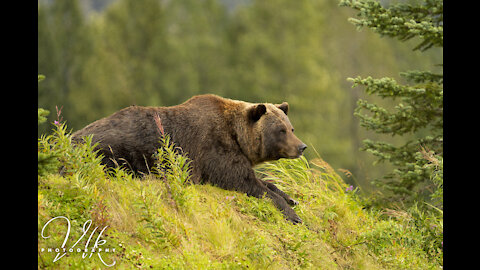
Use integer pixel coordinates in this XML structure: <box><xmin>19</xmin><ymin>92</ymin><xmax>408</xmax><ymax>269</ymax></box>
<box><xmin>340</xmin><ymin>0</ymin><xmax>443</xmax><ymax>51</ymax></box>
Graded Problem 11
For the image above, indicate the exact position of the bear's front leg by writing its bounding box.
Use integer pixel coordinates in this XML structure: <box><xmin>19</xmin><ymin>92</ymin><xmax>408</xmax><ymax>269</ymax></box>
<box><xmin>237</xmin><ymin>171</ymin><xmax>302</xmax><ymax>224</ymax></box>
<box><xmin>199</xmin><ymin>154</ymin><xmax>302</xmax><ymax>224</ymax></box>
<box><xmin>259</xmin><ymin>184</ymin><xmax>302</xmax><ymax>224</ymax></box>
<box><xmin>262</xmin><ymin>180</ymin><xmax>299</xmax><ymax>206</ymax></box>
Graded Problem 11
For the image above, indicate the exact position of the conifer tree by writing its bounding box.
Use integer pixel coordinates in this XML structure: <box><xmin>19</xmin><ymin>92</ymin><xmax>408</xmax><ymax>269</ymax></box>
<box><xmin>340</xmin><ymin>0</ymin><xmax>443</xmax><ymax>205</ymax></box>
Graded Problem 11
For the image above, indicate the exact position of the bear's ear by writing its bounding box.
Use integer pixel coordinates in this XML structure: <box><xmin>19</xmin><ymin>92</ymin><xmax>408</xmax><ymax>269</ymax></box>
<box><xmin>276</xmin><ymin>102</ymin><xmax>289</xmax><ymax>115</ymax></box>
<box><xmin>247</xmin><ymin>104</ymin><xmax>267</xmax><ymax>122</ymax></box>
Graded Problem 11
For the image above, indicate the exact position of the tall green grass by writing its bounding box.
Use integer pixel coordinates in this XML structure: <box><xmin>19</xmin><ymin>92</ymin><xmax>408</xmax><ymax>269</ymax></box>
<box><xmin>38</xmin><ymin>123</ymin><xmax>442</xmax><ymax>269</ymax></box>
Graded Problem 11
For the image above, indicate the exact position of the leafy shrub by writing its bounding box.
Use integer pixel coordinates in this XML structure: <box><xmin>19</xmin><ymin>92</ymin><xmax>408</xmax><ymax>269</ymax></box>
<box><xmin>38</xmin><ymin>121</ymin><xmax>105</xmax><ymax>192</ymax></box>
<box><xmin>38</xmin><ymin>74</ymin><xmax>61</xmax><ymax>177</ymax></box>
<box><xmin>152</xmin><ymin>113</ymin><xmax>193</xmax><ymax>209</ymax></box>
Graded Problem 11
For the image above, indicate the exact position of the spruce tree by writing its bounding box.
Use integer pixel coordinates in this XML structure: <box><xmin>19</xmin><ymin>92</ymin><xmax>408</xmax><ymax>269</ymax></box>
<box><xmin>339</xmin><ymin>0</ymin><xmax>443</xmax><ymax>206</ymax></box>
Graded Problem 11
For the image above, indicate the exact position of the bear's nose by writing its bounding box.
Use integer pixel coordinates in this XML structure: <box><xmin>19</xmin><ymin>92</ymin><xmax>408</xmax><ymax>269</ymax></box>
<box><xmin>298</xmin><ymin>144</ymin><xmax>307</xmax><ymax>153</ymax></box>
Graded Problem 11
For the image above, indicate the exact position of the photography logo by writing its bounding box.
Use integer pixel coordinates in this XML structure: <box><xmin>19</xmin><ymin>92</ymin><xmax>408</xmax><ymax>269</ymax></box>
<box><xmin>39</xmin><ymin>216</ymin><xmax>116</xmax><ymax>267</ymax></box>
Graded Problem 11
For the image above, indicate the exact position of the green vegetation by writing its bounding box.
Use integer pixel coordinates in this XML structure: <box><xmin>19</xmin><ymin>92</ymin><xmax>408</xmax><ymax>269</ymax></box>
<box><xmin>340</xmin><ymin>0</ymin><xmax>443</xmax><ymax>207</ymax></box>
<box><xmin>38</xmin><ymin>74</ymin><xmax>61</xmax><ymax>177</ymax></box>
<box><xmin>38</xmin><ymin>123</ymin><xmax>442</xmax><ymax>269</ymax></box>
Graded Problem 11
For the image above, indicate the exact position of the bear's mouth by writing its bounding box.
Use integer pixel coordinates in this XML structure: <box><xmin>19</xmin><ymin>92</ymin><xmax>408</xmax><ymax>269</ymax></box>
<box><xmin>293</xmin><ymin>152</ymin><xmax>304</xmax><ymax>159</ymax></box>
<box><xmin>284</xmin><ymin>144</ymin><xmax>307</xmax><ymax>159</ymax></box>
<box><xmin>280</xmin><ymin>150</ymin><xmax>303</xmax><ymax>159</ymax></box>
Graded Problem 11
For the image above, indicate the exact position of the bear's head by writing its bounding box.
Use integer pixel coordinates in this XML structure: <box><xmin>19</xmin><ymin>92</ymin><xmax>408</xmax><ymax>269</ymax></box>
<box><xmin>245</xmin><ymin>102</ymin><xmax>307</xmax><ymax>164</ymax></box>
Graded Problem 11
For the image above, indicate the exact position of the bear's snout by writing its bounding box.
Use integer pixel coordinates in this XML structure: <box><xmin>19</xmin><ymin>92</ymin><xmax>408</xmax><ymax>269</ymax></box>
<box><xmin>298</xmin><ymin>144</ymin><xmax>307</xmax><ymax>154</ymax></box>
<box><xmin>293</xmin><ymin>143</ymin><xmax>307</xmax><ymax>158</ymax></box>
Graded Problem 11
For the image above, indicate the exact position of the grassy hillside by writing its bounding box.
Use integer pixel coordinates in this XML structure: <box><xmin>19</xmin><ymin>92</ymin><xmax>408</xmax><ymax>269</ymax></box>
<box><xmin>38</xmin><ymin>125</ymin><xmax>442</xmax><ymax>269</ymax></box>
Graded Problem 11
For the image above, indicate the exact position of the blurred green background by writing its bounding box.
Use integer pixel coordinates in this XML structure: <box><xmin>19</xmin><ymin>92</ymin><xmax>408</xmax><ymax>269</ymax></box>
<box><xmin>38</xmin><ymin>0</ymin><xmax>442</xmax><ymax>193</ymax></box>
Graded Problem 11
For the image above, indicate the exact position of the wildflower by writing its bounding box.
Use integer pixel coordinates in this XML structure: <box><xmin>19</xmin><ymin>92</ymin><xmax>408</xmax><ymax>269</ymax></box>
<box><xmin>226</xmin><ymin>196</ymin><xmax>236</xmax><ymax>200</ymax></box>
<box><xmin>345</xmin><ymin>185</ymin><xmax>354</xmax><ymax>192</ymax></box>
<box><xmin>54</xmin><ymin>120</ymin><xmax>60</xmax><ymax>126</ymax></box>
<box><xmin>55</xmin><ymin>105</ymin><xmax>63</xmax><ymax>123</ymax></box>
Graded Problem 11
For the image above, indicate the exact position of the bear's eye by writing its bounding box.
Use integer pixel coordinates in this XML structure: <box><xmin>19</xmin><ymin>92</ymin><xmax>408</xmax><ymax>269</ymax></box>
<box><xmin>280</xmin><ymin>129</ymin><xmax>287</xmax><ymax>134</ymax></box>
<box><xmin>291</xmin><ymin>128</ymin><xmax>295</xmax><ymax>133</ymax></box>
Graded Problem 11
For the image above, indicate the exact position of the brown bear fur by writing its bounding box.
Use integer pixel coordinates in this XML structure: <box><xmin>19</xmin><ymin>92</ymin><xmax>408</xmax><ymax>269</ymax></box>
<box><xmin>72</xmin><ymin>94</ymin><xmax>307</xmax><ymax>223</ymax></box>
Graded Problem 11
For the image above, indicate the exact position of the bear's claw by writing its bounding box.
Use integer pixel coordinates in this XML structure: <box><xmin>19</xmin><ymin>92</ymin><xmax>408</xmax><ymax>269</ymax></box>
<box><xmin>289</xmin><ymin>215</ymin><xmax>303</xmax><ymax>224</ymax></box>
<box><xmin>288</xmin><ymin>198</ymin><xmax>299</xmax><ymax>206</ymax></box>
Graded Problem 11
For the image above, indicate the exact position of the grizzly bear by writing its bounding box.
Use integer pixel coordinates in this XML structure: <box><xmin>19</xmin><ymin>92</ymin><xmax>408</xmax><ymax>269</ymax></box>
<box><xmin>72</xmin><ymin>94</ymin><xmax>307</xmax><ymax>223</ymax></box>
